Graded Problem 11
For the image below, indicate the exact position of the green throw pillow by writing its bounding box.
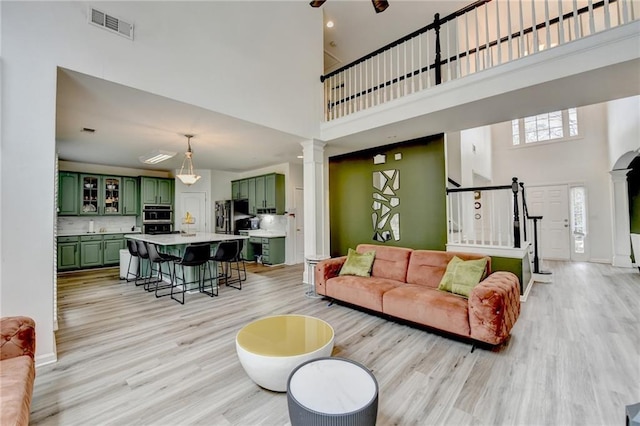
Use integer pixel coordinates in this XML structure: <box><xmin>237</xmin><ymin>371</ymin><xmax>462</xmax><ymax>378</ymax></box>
<box><xmin>339</xmin><ymin>248</ymin><xmax>376</xmax><ymax>277</ymax></box>
<box><xmin>437</xmin><ymin>256</ymin><xmax>463</xmax><ymax>292</ymax></box>
<box><xmin>438</xmin><ymin>256</ymin><xmax>488</xmax><ymax>297</ymax></box>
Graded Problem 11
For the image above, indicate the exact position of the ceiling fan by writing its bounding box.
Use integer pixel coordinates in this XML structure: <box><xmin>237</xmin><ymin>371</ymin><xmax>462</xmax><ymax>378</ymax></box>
<box><xmin>310</xmin><ymin>0</ymin><xmax>390</xmax><ymax>14</ymax></box>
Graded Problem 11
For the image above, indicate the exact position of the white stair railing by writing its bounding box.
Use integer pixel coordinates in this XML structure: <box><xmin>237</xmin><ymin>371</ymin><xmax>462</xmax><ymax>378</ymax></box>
<box><xmin>322</xmin><ymin>0</ymin><xmax>638</xmax><ymax>121</ymax></box>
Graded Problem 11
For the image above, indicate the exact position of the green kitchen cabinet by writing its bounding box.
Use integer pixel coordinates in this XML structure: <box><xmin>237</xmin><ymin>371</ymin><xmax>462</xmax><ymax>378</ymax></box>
<box><xmin>80</xmin><ymin>235</ymin><xmax>103</xmax><ymax>268</ymax></box>
<box><xmin>79</xmin><ymin>174</ymin><xmax>123</xmax><ymax>215</ymax></box>
<box><xmin>103</xmin><ymin>234</ymin><xmax>124</xmax><ymax>265</ymax></box>
<box><xmin>79</xmin><ymin>174</ymin><xmax>100</xmax><ymax>215</ymax></box>
<box><xmin>254</xmin><ymin>173</ymin><xmax>285</xmax><ymax>214</ymax></box>
<box><xmin>232</xmin><ymin>181</ymin><xmax>240</xmax><ymax>200</ymax></box>
<box><xmin>58</xmin><ymin>172</ymin><xmax>79</xmax><ymax>215</ymax></box>
<box><xmin>264</xmin><ymin>173</ymin><xmax>285</xmax><ymax>213</ymax></box>
<box><xmin>247</xmin><ymin>178</ymin><xmax>256</xmax><ymax>214</ymax></box>
<box><xmin>254</xmin><ymin>175</ymin><xmax>266</xmax><ymax>213</ymax></box>
<box><xmin>231</xmin><ymin>179</ymin><xmax>250</xmax><ymax>200</ymax></box>
<box><xmin>157</xmin><ymin>178</ymin><xmax>173</xmax><ymax>204</ymax></box>
<box><xmin>141</xmin><ymin>177</ymin><xmax>174</xmax><ymax>205</ymax></box>
<box><xmin>249</xmin><ymin>236</ymin><xmax>285</xmax><ymax>265</ymax></box>
<box><xmin>261</xmin><ymin>237</ymin><xmax>285</xmax><ymax>265</ymax></box>
<box><xmin>102</xmin><ymin>176</ymin><xmax>122</xmax><ymax>215</ymax></box>
<box><xmin>57</xmin><ymin>236</ymin><xmax>80</xmax><ymax>270</ymax></box>
<box><xmin>122</xmin><ymin>177</ymin><xmax>139</xmax><ymax>215</ymax></box>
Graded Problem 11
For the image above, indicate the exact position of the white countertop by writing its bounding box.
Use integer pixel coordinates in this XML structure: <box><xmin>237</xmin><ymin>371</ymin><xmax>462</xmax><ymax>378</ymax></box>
<box><xmin>245</xmin><ymin>230</ymin><xmax>286</xmax><ymax>238</ymax></box>
<box><xmin>58</xmin><ymin>230</ymin><xmax>141</xmax><ymax>237</ymax></box>
<box><xmin>126</xmin><ymin>232</ymin><xmax>249</xmax><ymax>246</ymax></box>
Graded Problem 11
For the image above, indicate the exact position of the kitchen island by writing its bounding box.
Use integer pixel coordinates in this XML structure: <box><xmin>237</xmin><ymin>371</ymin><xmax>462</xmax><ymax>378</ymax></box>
<box><xmin>126</xmin><ymin>233</ymin><xmax>249</xmax><ymax>294</ymax></box>
<box><xmin>126</xmin><ymin>232</ymin><xmax>248</xmax><ymax>246</ymax></box>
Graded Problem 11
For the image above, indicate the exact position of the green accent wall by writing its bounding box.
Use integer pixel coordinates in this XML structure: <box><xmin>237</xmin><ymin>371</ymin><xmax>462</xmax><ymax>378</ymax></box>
<box><xmin>491</xmin><ymin>255</ymin><xmax>530</xmax><ymax>295</ymax></box>
<box><xmin>329</xmin><ymin>135</ymin><xmax>447</xmax><ymax>257</ymax></box>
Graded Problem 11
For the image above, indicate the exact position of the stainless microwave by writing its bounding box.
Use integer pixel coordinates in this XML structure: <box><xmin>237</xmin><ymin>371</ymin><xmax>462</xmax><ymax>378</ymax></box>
<box><xmin>143</xmin><ymin>204</ymin><xmax>173</xmax><ymax>223</ymax></box>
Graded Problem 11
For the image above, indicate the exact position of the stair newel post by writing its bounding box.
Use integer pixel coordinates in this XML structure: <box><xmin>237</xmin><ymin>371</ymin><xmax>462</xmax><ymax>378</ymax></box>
<box><xmin>512</xmin><ymin>177</ymin><xmax>521</xmax><ymax>248</ymax></box>
<box><xmin>434</xmin><ymin>13</ymin><xmax>442</xmax><ymax>85</ymax></box>
<box><xmin>519</xmin><ymin>182</ymin><xmax>528</xmax><ymax>242</ymax></box>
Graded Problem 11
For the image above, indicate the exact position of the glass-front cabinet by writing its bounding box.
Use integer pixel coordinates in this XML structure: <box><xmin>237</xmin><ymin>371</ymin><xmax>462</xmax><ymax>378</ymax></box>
<box><xmin>80</xmin><ymin>174</ymin><xmax>100</xmax><ymax>215</ymax></box>
<box><xmin>103</xmin><ymin>176</ymin><xmax>121</xmax><ymax>215</ymax></box>
<box><xmin>80</xmin><ymin>174</ymin><xmax>122</xmax><ymax>215</ymax></box>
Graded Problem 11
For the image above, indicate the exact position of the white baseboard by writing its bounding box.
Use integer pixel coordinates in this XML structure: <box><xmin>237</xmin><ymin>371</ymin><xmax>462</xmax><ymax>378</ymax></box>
<box><xmin>35</xmin><ymin>352</ymin><xmax>57</xmax><ymax>367</ymax></box>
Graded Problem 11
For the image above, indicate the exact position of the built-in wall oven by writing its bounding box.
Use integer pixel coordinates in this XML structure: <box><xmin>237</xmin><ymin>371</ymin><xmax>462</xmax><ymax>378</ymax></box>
<box><xmin>143</xmin><ymin>204</ymin><xmax>173</xmax><ymax>234</ymax></box>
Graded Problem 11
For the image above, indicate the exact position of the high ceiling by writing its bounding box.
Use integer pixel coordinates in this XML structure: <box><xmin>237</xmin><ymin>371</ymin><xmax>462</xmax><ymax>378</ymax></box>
<box><xmin>55</xmin><ymin>1</ymin><xmax>466</xmax><ymax>173</ymax></box>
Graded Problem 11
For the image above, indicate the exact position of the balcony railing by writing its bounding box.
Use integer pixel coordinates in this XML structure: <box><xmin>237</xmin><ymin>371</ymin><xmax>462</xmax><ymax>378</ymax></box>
<box><xmin>321</xmin><ymin>0</ymin><xmax>638</xmax><ymax>121</ymax></box>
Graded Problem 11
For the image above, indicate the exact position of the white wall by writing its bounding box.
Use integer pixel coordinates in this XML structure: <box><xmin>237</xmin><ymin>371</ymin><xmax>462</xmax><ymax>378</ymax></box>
<box><xmin>491</xmin><ymin>103</ymin><xmax>613</xmax><ymax>262</ymax></box>
<box><xmin>0</xmin><ymin>1</ymin><xmax>322</xmax><ymax>362</ymax></box>
<box><xmin>460</xmin><ymin>126</ymin><xmax>492</xmax><ymax>185</ymax></box>
<box><xmin>607</xmin><ymin>95</ymin><xmax>640</xmax><ymax>168</ymax></box>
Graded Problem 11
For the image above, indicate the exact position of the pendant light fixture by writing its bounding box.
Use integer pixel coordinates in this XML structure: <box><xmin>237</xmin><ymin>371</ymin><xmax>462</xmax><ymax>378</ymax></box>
<box><xmin>176</xmin><ymin>134</ymin><xmax>201</xmax><ymax>186</ymax></box>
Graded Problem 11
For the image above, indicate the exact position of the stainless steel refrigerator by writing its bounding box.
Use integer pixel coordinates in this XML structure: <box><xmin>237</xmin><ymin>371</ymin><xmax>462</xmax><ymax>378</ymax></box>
<box><xmin>215</xmin><ymin>199</ymin><xmax>250</xmax><ymax>234</ymax></box>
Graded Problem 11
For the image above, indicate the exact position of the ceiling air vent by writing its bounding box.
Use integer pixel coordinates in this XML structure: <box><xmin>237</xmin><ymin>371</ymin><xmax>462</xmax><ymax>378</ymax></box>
<box><xmin>89</xmin><ymin>7</ymin><xmax>134</xmax><ymax>40</ymax></box>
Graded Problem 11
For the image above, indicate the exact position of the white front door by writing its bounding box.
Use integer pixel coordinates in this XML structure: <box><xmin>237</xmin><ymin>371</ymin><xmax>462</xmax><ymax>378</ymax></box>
<box><xmin>179</xmin><ymin>192</ymin><xmax>207</xmax><ymax>233</ymax></box>
<box><xmin>527</xmin><ymin>185</ymin><xmax>570</xmax><ymax>260</ymax></box>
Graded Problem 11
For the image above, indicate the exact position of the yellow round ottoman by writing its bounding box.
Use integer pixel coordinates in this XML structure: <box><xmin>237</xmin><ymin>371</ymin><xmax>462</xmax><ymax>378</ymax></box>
<box><xmin>236</xmin><ymin>315</ymin><xmax>335</xmax><ymax>392</ymax></box>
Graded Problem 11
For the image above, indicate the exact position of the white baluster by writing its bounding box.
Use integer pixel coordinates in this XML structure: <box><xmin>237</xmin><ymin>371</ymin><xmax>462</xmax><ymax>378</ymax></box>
<box><xmin>519</xmin><ymin>0</ymin><xmax>525</xmax><ymax>57</ymax></box>
<box><xmin>558</xmin><ymin>0</ymin><xmax>565</xmax><ymax>45</ymax></box>
<box><xmin>410</xmin><ymin>38</ymin><xmax>415</xmax><ymax>93</ymax></box>
<box><xmin>496</xmin><ymin>0</ymin><xmax>502</xmax><ymax>65</ymax></box>
<box><xmin>484</xmin><ymin>2</ymin><xmax>491</xmax><ymax>69</ymax></box>
<box><xmin>544</xmin><ymin>0</ymin><xmax>551</xmax><ymax>50</ymax></box>
<box><xmin>588</xmin><ymin>0</ymin><xmax>595</xmax><ymax>35</ymax></box>
<box><xmin>474</xmin><ymin>7</ymin><xmax>480</xmax><ymax>72</ymax></box>
<box><xmin>507</xmin><ymin>0</ymin><xmax>513</xmax><ymax>61</ymax></box>
<box><xmin>465</xmin><ymin>12</ymin><xmax>470</xmax><ymax>76</ymax></box>
<box><xmin>418</xmin><ymin>33</ymin><xmax>423</xmax><ymax>90</ymax></box>
<box><xmin>531</xmin><ymin>0</ymin><xmax>538</xmax><ymax>53</ymax></box>
<box><xmin>604</xmin><ymin>0</ymin><xmax>611</xmax><ymax>29</ymax></box>
<box><xmin>573</xmin><ymin>0</ymin><xmax>580</xmax><ymax>41</ymax></box>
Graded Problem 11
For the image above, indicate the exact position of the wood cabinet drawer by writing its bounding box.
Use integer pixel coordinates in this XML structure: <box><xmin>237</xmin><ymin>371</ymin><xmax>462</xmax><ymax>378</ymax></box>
<box><xmin>80</xmin><ymin>235</ymin><xmax>103</xmax><ymax>242</ymax></box>
<box><xmin>249</xmin><ymin>237</ymin><xmax>262</xmax><ymax>244</ymax></box>
<box><xmin>58</xmin><ymin>236</ymin><xmax>80</xmax><ymax>243</ymax></box>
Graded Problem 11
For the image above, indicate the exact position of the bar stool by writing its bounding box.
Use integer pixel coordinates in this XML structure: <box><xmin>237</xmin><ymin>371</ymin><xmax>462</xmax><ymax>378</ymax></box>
<box><xmin>145</xmin><ymin>242</ymin><xmax>179</xmax><ymax>298</ymax></box>
<box><xmin>125</xmin><ymin>239</ymin><xmax>141</xmax><ymax>284</ymax></box>
<box><xmin>210</xmin><ymin>240</ymin><xmax>242</xmax><ymax>290</ymax></box>
<box><xmin>135</xmin><ymin>240</ymin><xmax>151</xmax><ymax>288</ymax></box>
<box><xmin>171</xmin><ymin>243</ymin><xmax>215</xmax><ymax>305</ymax></box>
<box><xmin>236</xmin><ymin>239</ymin><xmax>248</xmax><ymax>282</ymax></box>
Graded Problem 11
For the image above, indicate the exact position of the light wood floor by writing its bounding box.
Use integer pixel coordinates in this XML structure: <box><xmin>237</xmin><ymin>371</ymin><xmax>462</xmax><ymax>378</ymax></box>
<box><xmin>32</xmin><ymin>261</ymin><xmax>639</xmax><ymax>425</ymax></box>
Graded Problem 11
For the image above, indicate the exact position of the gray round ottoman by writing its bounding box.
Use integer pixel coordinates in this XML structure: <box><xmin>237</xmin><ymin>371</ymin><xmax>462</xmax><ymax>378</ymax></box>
<box><xmin>287</xmin><ymin>357</ymin><xmax>378</xmax><ymax>426</ymax></box>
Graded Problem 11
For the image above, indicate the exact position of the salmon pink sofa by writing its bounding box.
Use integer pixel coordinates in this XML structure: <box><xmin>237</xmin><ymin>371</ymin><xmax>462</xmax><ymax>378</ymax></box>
<box><xmin>0</xmin><ymin>316</ymin><xmax>36</xmax><ymax>426</ymax></box>
<box><xmin>315</xmin><ymin>244</ymin><xmax>520</xmax><ymax>346</ymax></box>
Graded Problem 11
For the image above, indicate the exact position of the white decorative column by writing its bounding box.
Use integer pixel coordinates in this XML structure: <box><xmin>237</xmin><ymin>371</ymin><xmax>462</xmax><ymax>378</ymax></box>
<box><xmin>302</xmin><ymin>139</ymin><xmax>328</xmax><ymax>283</ymax></box>
<box><xmin>610</xmin><ymin>169</ymin><xmax>632</xmax><ymax>267</ymax></box>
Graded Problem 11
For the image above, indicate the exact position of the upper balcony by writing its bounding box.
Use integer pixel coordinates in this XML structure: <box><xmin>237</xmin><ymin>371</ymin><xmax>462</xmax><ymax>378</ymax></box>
<box><xmin>319</xmin><ymin>0</ymin><xmax>640</xmax><ymax>144</ymax></box>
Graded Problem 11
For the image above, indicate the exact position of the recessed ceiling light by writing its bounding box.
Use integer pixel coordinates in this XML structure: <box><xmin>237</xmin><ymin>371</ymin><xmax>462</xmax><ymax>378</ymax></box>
<box><xmin>297</xmin><ymin>155</ymin><xmax>304</xmax><ymax>159</ymax></box>
<box><xmin>326</xmin><ymin>21</ymin><xmax>334</xmax><ymax>28</ymax></box>
<box><xmin>139</xmin><ymin>149</ymin><xmax>177</xmax><ymax>164</ymax></box>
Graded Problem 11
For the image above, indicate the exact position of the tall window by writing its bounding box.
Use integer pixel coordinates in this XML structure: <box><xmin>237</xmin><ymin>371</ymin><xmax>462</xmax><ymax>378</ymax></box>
<box><xmin>570</xmin><ymin>186</ymin><xmax>587</xmax><ymax>255</ymax></box>
<box><xmin>512</xmin><ymin>108</ymin><xmax>578</xmax><ymax>145</ymax></box>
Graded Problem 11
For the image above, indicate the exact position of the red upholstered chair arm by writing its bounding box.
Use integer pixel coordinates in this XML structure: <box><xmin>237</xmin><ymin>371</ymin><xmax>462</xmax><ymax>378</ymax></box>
<box><xmin>0</xmin><ymin>316</ymin><xmax>36</xmax><ymax>361</ymax></box>
<box><xmin>468</xmin><ymin>272</ymin><xmax>521</xmax><ymax>345</ymax></box>
<box><xmin>315</xmin><ymin>256</ymin><xmax>347</xmax><ymax>295</ymax></box>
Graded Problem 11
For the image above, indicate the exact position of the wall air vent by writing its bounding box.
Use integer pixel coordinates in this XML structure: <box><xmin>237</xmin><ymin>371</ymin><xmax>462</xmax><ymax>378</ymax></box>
<box><xmin>89</xmin><ymin>7</ymin><xmax>134</xmax><ymax>40</ymax></box>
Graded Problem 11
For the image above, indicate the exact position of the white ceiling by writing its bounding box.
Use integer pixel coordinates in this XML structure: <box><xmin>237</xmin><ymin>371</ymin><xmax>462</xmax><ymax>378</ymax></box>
<box><xmin>55</xmin><ymin>1</ymin><xmax>466</xmax><ymax>173</ymax></box>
